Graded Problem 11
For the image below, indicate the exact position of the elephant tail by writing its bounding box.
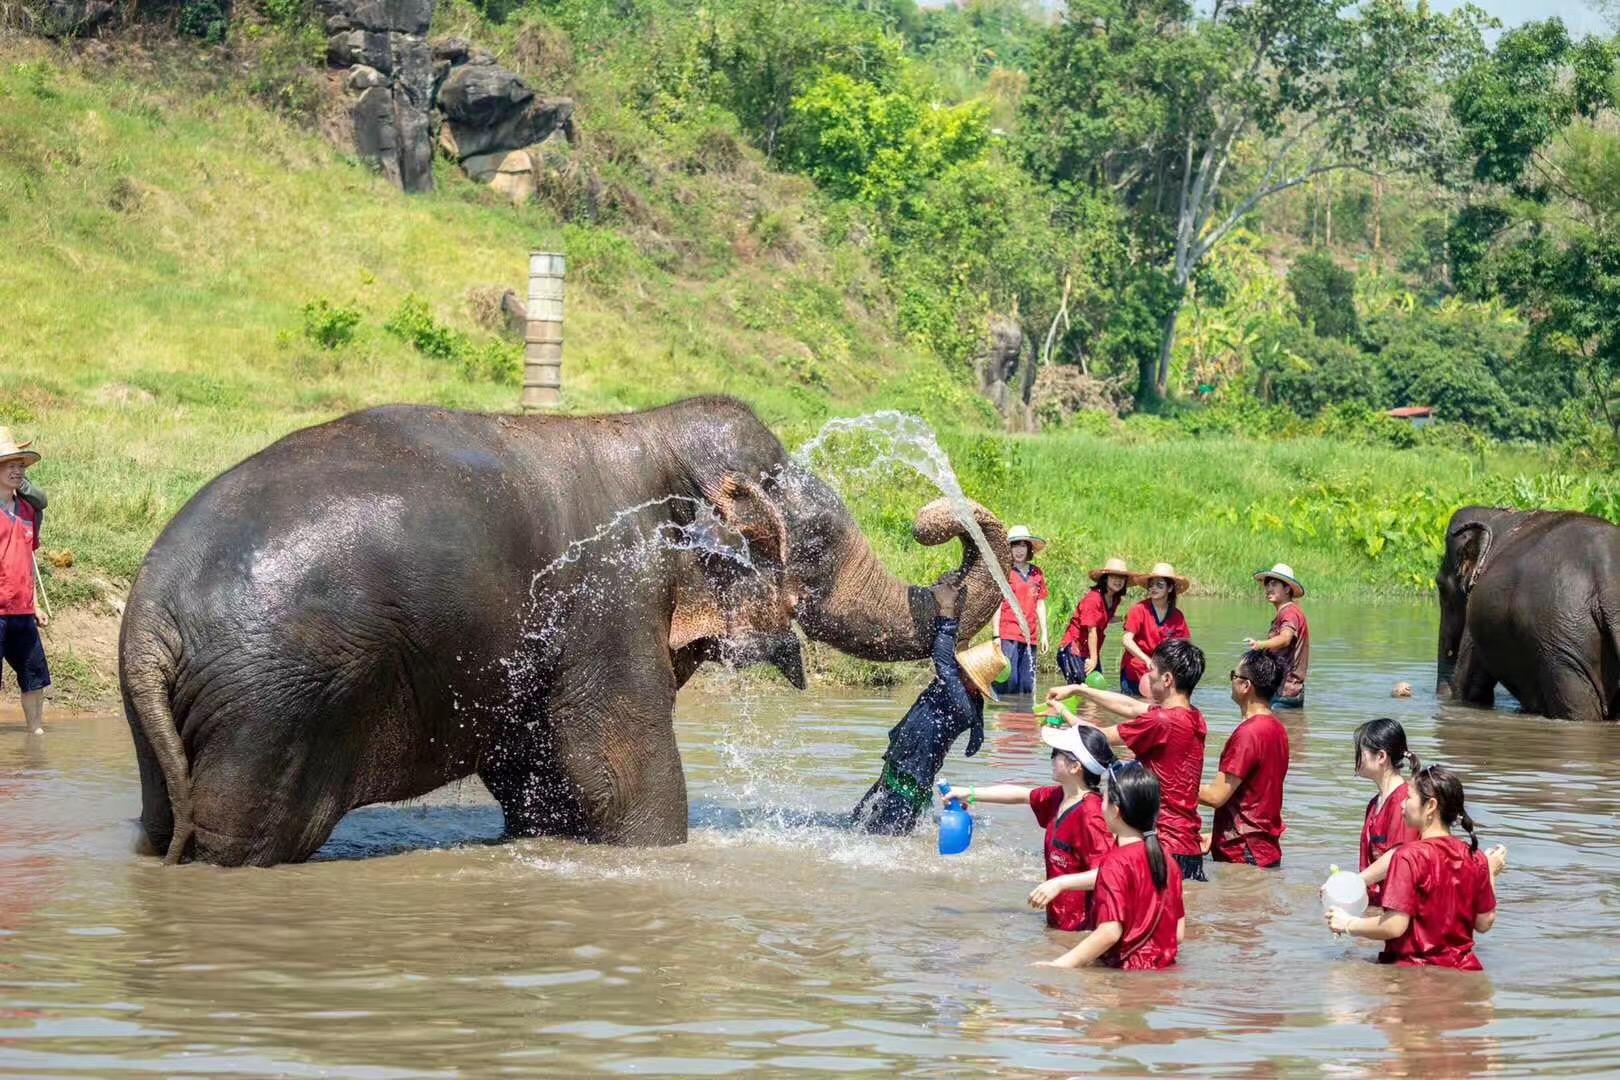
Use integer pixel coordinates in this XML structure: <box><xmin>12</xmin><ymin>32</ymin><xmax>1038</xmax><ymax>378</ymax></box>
<box><xmin>123</xmin><ymin>634</ymin><xmax>195</xmax><ymax>865</ymax></box>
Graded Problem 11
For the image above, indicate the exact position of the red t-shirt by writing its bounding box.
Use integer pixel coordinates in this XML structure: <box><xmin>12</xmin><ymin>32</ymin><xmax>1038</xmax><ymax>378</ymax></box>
<box><xmin>1059</xmin><ymin>589</ymin><xmax>1116</xmax><ymax>657</ymax></box>
<box><xmin>1119</xmin><ymin>601</ymin><xmax>1190</xmax><ymax>689</ymax></box>
<box><xmin>1116</xmin><ymin>704</ymin><xmax>1207</xmax><ymax>857</ymax></box>
<box><xmin>1090</xmin><ymin>842</ymin><xmax>1185</xmax><ymax>970</ymax></box>
<box><xmin>0</xmin><ymin>498</ymin><xmax>40</xmax><ymax>617</ymax></box>
<box><xmin>1030</xmin><ymin>786</ymin><xmax>1115</xmax><ymax>931</ymax></box>
<box><xmin>1209</xmin><ymin>713</ymin><xmax>1290</xmax><ymax>867</ymax></box>
<box><xmin>1361</xmin><ymin>782</ymin><xmax>1422</xmax><ymax>906</ymax></box>
<box><xmin>1379</xmin><ymin>836</ymin><xmax>1496</xmax><ymax>970</ymax></box>
<box><xmin>997</xmin><ymin>564</ymin><xmax>1048</xmax><ymax>644</ymax></box>
<box><xmin>1269</xmin><ymin>603</ymin><xmax>1310</xmax><ymax>699</ymax></box>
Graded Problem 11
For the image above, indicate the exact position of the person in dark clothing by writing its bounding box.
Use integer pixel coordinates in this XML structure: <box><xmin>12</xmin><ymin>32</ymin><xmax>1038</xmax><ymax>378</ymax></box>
<box><xmin>852</xmin><ymin>582</ymin><xmax>1007</xmax><ymax>835</ymax></box>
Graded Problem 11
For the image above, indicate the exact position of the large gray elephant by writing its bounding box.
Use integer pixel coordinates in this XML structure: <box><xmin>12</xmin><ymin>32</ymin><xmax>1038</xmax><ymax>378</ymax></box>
<box><xmin>1437</xmin><ymin>506</ymin><xmax>1620</xmax><ymax>723</ymax></box>
<box><xmin>120</xmin><ymin>397</ymin><xmax>1012</xmax><ymax>866</ymax></box>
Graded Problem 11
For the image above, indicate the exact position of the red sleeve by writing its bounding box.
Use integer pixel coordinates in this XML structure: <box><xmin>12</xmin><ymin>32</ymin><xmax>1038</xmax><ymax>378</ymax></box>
<box><xmin>1169</xmin><ymin>610</ymin><xmax>1191</xmax><ymax>641</ymax></box>
<box><xmin>1079</xmin><ymin>592</ymin><xmax>1108</xmax><ymax>631</ymax></box>
<box><xmin>1090</xmin><ymin>858</ymin><xmax>1127</xmax><ymax>927</ymax></box>
<box><xmin>1124</xmin><ymin>603</ymin><xmax>1145</xmax><ymax>636</ymax></box>
<box><xmin>1476</xmin><ymin>854</ymin><xmax>1497</xmax><ymax>915</ymax></box>
<box><xmin>1037</xmin><ymin>569</ymin><xmax>1049</xmax><ymax>601</ymax></box>
<box><xmin>23</xmin><ymin>502</ymin><xmax>39</xmax><ymax>551</ymax></box>
<box><xmin>1279</xmin><ymin>607</ymin><xmax>1304</xmax><ymax>638</ymax></box>
<box><xmin>1380</xmin><ymin>846</ymin><xmax>1420</xmax><ymax>916</ymax></box>
<box><xmin>1080</xmin><ymin>799</ymin><xmax>1115</xmax><ymax>866</ymax></box>
<box><xmin>1029</xmin><ymin>785</ymin><xmax>1062</xmax><ymax>828</ymax></box>
<box><xmin>1217</xmin><ymin>724</ymin><xmax>1256</xmax><ymax>782</ymax></box>
<box><xmin>1118</xmin><ymin>709</ymin><xmax>1168</xmax><ymax>756</ymax></box>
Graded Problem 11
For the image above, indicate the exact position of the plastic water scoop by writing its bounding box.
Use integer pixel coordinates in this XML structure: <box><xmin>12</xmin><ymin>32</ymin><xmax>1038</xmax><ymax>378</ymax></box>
<box><xmin>1322</xmin><ymin>865</ymin><xmax>1368</xmax><ymax>916</ymax></box>
<box><xmin>937</xmin><ymin>781</ymin><xmax>973</xmax><ymax>855</ymax></box>
<box><xmin>1085</xmin><ymin>670</ymin><xmax>1107</xmax><ymax>690</ymax></box>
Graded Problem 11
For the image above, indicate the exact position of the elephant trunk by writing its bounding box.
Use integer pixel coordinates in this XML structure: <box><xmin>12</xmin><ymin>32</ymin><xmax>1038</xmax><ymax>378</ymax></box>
<box><xmin>790</xmin><ymin>482</ymin><xmax>1011</xmax><ymax>662</ymax></box>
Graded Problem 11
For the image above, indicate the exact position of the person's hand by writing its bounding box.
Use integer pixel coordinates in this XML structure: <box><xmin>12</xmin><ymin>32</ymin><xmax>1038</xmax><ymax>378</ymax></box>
<box><xmin>35</xmin><ymin>609</ymin><xmax>47</xmax><ymax>629</ymax></box>
<box><xmin>1200</xmin><ymin>831</ymin><xmax>1212</xmax><ymax>855</ymax></box>
<box><xmin>931</xmin><ymin>581</ymin><xmax>963</xmax><ymax>620</ymax></box>
<box><xmin>1083</xmin><ymin>656</ymin><xmax>1096</xmax><ymax>677</ymax></box>
<box><xmin>1487</xmin><ymin>844</ymin><xmax>1508</xmax><ymax>876</ymax></box>
<box><xmin>1028</xmin><ymin>879</ymin><xmax>1065</xmax><ymax>909</ymax></box>
<box><xmin>1325</xmin><ymin>909</ymin><xmax>1355</xmax><ymax>936</ymax></box>
<box><xmin>1038</xmin><ymin>637</ymin><xmax>1049</xmax><ymax>655</ymax></box>
<box><xmin>1045</xmin><ymin>685</ymin><xmax>1081</xmax><ymax>707</ymax></box>
<box><xmin>1243</xmin><ymin>637</ymin><xmax>1258</xmax><ymax>650</ymax></box>
<box><xmin>1032</xmin><ymin>959</ymin><xmax>1068</xmax><ymax>968</ymax></box>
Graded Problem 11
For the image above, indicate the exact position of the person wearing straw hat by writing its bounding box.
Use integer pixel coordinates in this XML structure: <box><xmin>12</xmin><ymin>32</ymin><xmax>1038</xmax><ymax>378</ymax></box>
<box><xmin>992</xmin><ymin>525</ymin><xmax>1049</xmax><ymax>697</ymax></box>
<box><xmin>1119</xmin><ymin>562</ymin><xmax>1191</xmax><ymax>698</ymax></box>
<box><xmin>0</xmin><ymin>429</ymin><xmax>50</xmax><ymax>736</ymax></box>
<box><xmin>1057</xmin><ymin>556</ymin><xmax>1132</xmax><ymax>685</ymax></box>
<box><xmin>852</xmin><ymin>582</ymin><xmax>1006</xmax><ymax>835</ymax></box>
<box><xmin>1246</xmin><ymin>563</ymin><xmax>1310</xmax><ymax>708</ymax></box>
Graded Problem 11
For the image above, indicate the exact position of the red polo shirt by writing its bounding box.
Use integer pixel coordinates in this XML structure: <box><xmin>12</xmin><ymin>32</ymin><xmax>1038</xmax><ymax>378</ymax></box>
<box><xmin>1117</xmin><ymin>704</ymin><xmax>1207</xmax><ymax>857</ymax></box>
<box><xmin>1361</xmin><ymin>782</ymin><xmax>1422</xmax><ymax>906</ymax></box>
<box><xmin>1030</xmin><ymin>786</ymin><xmax>1114</xmax><ymax>931</ymax></box>
<box><xmin>1119</xmin><ymin>601</ymin><xmax>1190</xmax><ymax>690</ymax></box>
<box><xmin>1269</xmin><ymin>602</ymin><xmax>1310</xmax><ymax>698</ymax></box>
<box><xmin>1059</xmin><ymin>589</ymin><xmax>1117</xmax><ymax>659</ymax></box>
<box><xmin>0</xmin><ymin>498</ymin><xmax>40</xmax><ymax>616</ymax></box>
<box><xmin>1379</xmin><ymin>836</ymin><xmax>1496</xmax><ymax>970</ymax></box>
<box><xmin>997</xmin><ymin>564</ymin><xmax>1047</xmax><ymax>644</ymax></box>
<box><xmin>1091</xmin><ymin>842</ymin><xmax>1185</xmax><ymax>970</ymax></box>
<box><xmin>1209</xmin><ymin>713</ymin><xmax>1290</xmax><ymax>867</ymax></box>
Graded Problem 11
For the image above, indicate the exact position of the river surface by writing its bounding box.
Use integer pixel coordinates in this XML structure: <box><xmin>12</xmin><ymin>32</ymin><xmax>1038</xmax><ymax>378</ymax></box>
<box><xmin>1</xmin><ymin>600</ymin><xmax>1618</xmax><ymax>1077</ymax></box>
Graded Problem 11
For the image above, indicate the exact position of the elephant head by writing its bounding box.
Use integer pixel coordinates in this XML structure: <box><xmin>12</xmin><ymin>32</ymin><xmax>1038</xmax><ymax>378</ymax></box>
<box><xmin>1436</xmin><ymin>507</ymin><xmax>1505</xmax><ymax>694</ymax></box>
<box><xmin>768</xmin><ymin>466</ymin><xmax>1012</xmax><ymax>659</ymax></box>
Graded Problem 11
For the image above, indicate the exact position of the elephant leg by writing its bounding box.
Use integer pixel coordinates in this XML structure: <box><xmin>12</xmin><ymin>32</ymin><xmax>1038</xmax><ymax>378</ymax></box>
<box><xmin>1451</xmin><ymin>640</ymin><xmax>1497</xmax><ymax>708</ymax></box>
<box><xmin>1531</xmin><ymin>664</ymin><xmax>1607</xmax><ymax>724</ymax></box>
<box><xmin>478</xmin><ymin>719</ymin><xmax>591</xmax><ymax>840</ymax></box>
<box><xmin>188</xmin><ymin>766</ymin><xmax>350</xmax><ymax>867</ymax></box>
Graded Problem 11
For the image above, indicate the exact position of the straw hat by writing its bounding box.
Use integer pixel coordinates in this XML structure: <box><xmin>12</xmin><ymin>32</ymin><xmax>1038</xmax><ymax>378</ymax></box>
<box><xmin>1254</xmin><ymin>563</ymin><xmax>1306</xmax><ymax>598</ymax></box>
<box><xmin>1006</xmin><ymin>525</ymin><xmax>1046</xmax><ymax>556</ymax></box>
<box><xmin>0</xmin><ymin>428</ymin><xmax>39</xmax><ymax>468</ymax></box>
<box><xmin>1130</xmin><ymin>561</ymin><xmax>1190</xmax><ymax>592</ymax></box>
<box><xmin>956</xmin><ymin>640</ymin><xmax>1008</xmax><ymax>702</ymax></box>
<box><xmin>1088</xmin><ymin>556</ymin><xmax>1133</xmax><ymax>583</ymax></box>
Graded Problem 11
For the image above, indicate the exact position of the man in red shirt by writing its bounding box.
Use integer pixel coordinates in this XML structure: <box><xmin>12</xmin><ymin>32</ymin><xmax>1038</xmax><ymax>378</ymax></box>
<box><xmin>1200</xmin><ymin>650</ymin><xmax>1290</xmax><ymax>868</ymax></box>
<box><xmin>0</xmin><ymin>430</ymin><xmax>49</xmax><ymax>736</ymax></box>
<box><xmin>1049</xmin><ymin>638</ymin><xmax>1210</xmax><ymax>881</ymax></box>
<box><xmin>1246</xmin><ymin>563</ymin><xmax>1309</xmax><ymax>708</ymax></box>
<box><xmin>992</xmin><ymin>525</ymin><xmax>1048</xmax><ymax>696</ymax></box>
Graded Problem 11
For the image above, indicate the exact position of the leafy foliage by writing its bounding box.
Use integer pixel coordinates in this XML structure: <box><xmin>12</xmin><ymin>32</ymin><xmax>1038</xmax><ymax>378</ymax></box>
<box><xmin>1286</xmin><ymin>252</ymin><xmax>1359</xmax><ymax>340</ymax></box>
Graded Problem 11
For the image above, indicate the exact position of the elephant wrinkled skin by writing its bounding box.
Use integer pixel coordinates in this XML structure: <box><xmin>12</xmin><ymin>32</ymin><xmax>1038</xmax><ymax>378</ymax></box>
<box><xmin>120</xmin><ymin>397</ymin><xmax>1012</xmax><ymax>866</ymax></box>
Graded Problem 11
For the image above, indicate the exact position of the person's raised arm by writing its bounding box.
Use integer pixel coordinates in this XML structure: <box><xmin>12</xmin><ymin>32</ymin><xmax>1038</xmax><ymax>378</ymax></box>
<box><xmin>947</xmin><ymin>784</ymin><xmax>1033</xmax><ymax>806</ymax></box>
<box><xmin>1085</xmin><ymin>627</ymin><xmax>1100</xmax><ymax>674</ymax></box>
<box><xmin>1072</xmin><ymin>683</ymin><xmax>1150</xmax><ymax>721</ymax></box>
<box><xmin>1200</xmin><ymin>772</ymin><xmax>1240</xmax><ymax>810</ymax></box>
<box><xmin>1028</xmin><ymin>870</ymin><xmax>1099</xmax><ymax>909</ymax></box>
<box><xmin>1037</xmin><ymin>921</ymin><xmax>1122</xmax><ymax>969</ymax></box>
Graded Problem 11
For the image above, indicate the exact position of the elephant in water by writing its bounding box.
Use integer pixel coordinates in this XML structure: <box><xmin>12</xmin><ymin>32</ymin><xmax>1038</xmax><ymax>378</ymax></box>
<box><xmin>121</xmin><ymin>397</ymin><xmax>1013</xmax><ymax>866</ymax></box>
<box><xmin>1437</xmin><ymin>506</ymin><xmax>1620</xmax><ymax>723</ymax></box>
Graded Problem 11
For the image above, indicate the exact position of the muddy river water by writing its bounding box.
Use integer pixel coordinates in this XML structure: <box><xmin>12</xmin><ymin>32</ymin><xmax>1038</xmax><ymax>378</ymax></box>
<box><xmin>1</xmin><ymin>599</ymin><xmax>1618</xmax><ymax>1076</ymax></box>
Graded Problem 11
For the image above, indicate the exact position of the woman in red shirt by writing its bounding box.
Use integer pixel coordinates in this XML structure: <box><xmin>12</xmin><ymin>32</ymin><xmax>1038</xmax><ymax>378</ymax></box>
<box><xmin>1328</xmin><ymin>765</ymin><xmax>1507</xmax><ymax>969</ymax></box>
<box><xmin>1119</xmin><ymin>562</ymin><xmax>1190</xmax><ymax>697</ymax></box>
<box><xmin>956</xmin><ymin>724</ymin><xmax>1117</xmax><ymax>931</ymax></box>
<box><xmin>1351</xmin><ymin>718</ymin><xmax>1423</xmax><ymax>905</ymax></box>
<box><xmin>1057</xmin><ymin>557</ymin><xmax>1131</xmax><ymax>685</ymax></box>
<box><xmin>1037</xmin><ymin>761</ymin><xmax>1186</xmax><ymax>971</ymax></box>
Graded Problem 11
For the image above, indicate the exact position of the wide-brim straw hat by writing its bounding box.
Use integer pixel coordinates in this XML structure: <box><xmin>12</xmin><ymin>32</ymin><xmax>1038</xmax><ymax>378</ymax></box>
<box><xmin>0</xmin><ymin>428</ymin><xmax>40</xmax><ymax>468</ymax></box>
<box><xmin>956</xmin><ymin>640</ymin><xmax>1008</xmax><ymax>702</ymax></box>
<box><xmin>1255</xmin><ymin>563</ymin><xmax>1306</xmax><ymax>598</ymax></box>
<box><xmin>1006</xmin><ymin>525</ymin><xmax>1046</xmax><ymax>555</ymax></box>
<box><xmin>1130</xmin><ymin>561</ymin><xmax>1190</xmax><ymax>592</ymax></box>
<box><xmin>1088</xmin><ymin>556</ymin><xmax>1133</xmax><ymax>583</ymax></box>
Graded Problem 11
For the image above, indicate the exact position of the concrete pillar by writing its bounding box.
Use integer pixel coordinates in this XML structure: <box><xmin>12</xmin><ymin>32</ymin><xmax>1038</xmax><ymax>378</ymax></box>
<box><xmin>523</xmin><ymin>252</ymin><xmax>565</xmax><ymax>411</ymax></box>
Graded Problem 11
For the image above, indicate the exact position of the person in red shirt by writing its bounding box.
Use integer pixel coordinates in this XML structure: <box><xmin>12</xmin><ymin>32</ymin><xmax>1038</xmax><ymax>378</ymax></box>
<box><xmin>0</xmin><ymin>430</ymin><xmax>49</xmax><ymax>736</ymax></box>
<box><xmin>1037</xmin><ymin>762</ymin><xmax>1186</xmax><ymax>970</ymax></box>
<box><xmin>1328</xmin><ymin>764</ymin><xmax>1507</xmax><ymax>969</ymax></box>
<box><xmin>1200</xmin><ymin>650</ymin><xmax>1290</xmax><ymax>868</ymax></box>
<box><xmin>1048</xmin><ymin>637</ymin><xmax>1210</xmax><ymax>882</ymax></box>
<box><xmin>1350</xmin><ymin>718</ymin><xmax>1424</xmax><ymax>906</ymax></box>
<box><xmin>1119</xmin><ymin>562</ymin><xmax>1190</xmax><ymax>697</ymax></box>
<box><xmin>952</xmin><ymin>724</ymin><xmax>1117</xmax><ymax>932</ymax></box>
<box><xmin>1246</xmin><ymin>563</ymin><xmax>1310</xmax><ymax>708</ymax></box>
<box><xmin>1057</xmin><ymin>556</ymin><xmax>1131</xmax><ymax>685</ymax></box>
<box><xmin>992</xmin><ymin>525</ymin><xmax>1048</xmax><ymax>696</ymax></box>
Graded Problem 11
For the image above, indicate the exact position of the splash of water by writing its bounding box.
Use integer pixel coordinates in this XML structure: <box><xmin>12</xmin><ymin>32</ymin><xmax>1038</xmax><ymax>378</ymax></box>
<box><xmin>795</xmin><ymin>411</ymin><xmax>1028</xmax><ymax>645</ymax></box>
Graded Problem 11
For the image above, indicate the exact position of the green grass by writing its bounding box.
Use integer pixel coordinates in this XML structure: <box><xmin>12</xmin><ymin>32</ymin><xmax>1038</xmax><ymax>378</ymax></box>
<box><xmin>0</xmin><ymin>37</ymin><xmax>1598</xmax><ymax>637</ymax></box>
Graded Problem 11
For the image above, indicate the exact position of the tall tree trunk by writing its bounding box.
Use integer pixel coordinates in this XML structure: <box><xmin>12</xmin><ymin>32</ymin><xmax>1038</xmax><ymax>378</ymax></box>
<box><xmin>1372</xmin><ymin>174</ymin><xmax>1384</xmax><ymax>259</ymax></box>
<box><xmin>1154</xmin><ymin>300</ymin><xmax>1184</xmax><ymax>400</ymax></box>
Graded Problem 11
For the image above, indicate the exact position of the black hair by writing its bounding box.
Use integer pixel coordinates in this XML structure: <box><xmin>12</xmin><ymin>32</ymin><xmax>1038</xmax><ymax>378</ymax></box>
<box><xmin>1411</xmin><ymin>764</ymin><xmax>1479</xmax><ymax>853</ymax></box>
<box><xmin>1092</xmin><ymin>574</ymin><xmax>1128</xmax><ymax>606</ymax></box>
<box><xmin>1152</xmin><ymin>638</ymin><xmax>1205</xmax><ymax>694</ymax></box>
<box><xmin>1352</xmin><ymin>717</ymin><xmax>1420</xmax><ymax>775</ymax></box>
<box><xmin>1105</xmin><ymin>761</ymin><xmax>1168</xmax><ymax>891</ymax></box>
<box><xmin>1237</xmin><ymin>649</ymin><xmax>1285</xmax><ymax>701</ymax></box>
<box><xmin>1051</xmin><ymin>726</ymin><xmax>1118</xmax><ymax>792</ymax></box>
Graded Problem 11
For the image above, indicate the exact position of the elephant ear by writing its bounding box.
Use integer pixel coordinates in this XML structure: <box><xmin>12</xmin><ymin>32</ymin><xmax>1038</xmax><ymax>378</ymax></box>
<box><xmin>704</xmin><ymin>474</ymin><xmax>788</xmax><ymax>569</ymax></box>
<box><xmin>1448</xmin><ymin>521</ymin><xmax>1491</xmax><ymax>590</ymax></box>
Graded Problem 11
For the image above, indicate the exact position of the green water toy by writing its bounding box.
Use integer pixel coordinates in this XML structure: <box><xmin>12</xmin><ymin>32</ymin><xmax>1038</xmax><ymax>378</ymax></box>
<box><xmin>1085</xmin><ymin>670</ymin><xmax>1108</xmax><ymax>690</ymax></box>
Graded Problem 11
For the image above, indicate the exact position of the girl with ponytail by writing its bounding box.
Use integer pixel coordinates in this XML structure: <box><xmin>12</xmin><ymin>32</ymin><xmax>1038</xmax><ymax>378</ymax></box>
<box><xmin>1327</xmin><ymin>765</ymin><xmax>1508</xmax><ymax>969</ymax></box>
<box><xmin>1038</xmin><ymin>762</ymin><xmax>1185</xmax><ymax>971</ymax></box>
<box><xmin>1351</xmin><ymin>718</ymin><xmax>1424</xmax><ymax>905</ymax></box>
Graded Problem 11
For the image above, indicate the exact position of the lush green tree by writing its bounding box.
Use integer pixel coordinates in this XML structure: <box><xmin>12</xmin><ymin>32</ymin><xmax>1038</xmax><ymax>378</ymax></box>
<box><xmin>1286</xmin><ymin>251</ymin><xmax>1359</xmax><ymax>340</ymax></box>
<box><xmin>1020</xmin><ymin>0</ymin><xmax>1486</xmax><ymax>406</ymax></box>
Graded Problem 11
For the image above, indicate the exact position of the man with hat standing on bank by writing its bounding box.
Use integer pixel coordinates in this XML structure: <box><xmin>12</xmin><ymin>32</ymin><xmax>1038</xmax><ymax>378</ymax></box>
<box><xmin>1246</xmin><ymin>563</ymin><xmax>1309</xmax><ymax>709</ymax></box>
<box><xmin>0</xmin><ymin>429</ymin><xmax>50</xmax><ymax>735</ymax></box>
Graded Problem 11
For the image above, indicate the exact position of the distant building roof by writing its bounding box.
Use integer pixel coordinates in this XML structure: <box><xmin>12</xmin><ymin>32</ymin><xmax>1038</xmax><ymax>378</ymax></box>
<box><xmin>1386</xmin><ymin>406</ymin><xmax>1435</xmax><ymax>419</ymax></box>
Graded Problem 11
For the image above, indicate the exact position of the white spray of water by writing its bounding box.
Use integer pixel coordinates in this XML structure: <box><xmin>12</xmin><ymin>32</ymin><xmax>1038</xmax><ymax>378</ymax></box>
<box><xmin>795</xmin><ymin>411</ymin><xmax>1029</xmax><ymax>645</ymax></box>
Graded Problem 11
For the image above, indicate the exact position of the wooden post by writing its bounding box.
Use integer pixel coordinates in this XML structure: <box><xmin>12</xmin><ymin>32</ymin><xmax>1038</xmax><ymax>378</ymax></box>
<box><xmin>523</xmin><ymin>252</ymin><xmax>565</xmax><ymax>411</ymax></box>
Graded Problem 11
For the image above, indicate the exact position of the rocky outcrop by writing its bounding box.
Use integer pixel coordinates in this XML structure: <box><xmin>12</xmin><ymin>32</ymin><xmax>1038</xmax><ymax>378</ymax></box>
<box><xmin>976</xmin><ymin>314</ymin><xmax>1034</xmax><ymax>428</ymax></box>
<box><xmin>37</xmin><ymin>0</ymin><xmax>118</xmax><ymax>35</ymax></box>
<box><xmin>317</xmin><ymin>0</ymin><xmax>576</xmax><ymax>198</ymax></box>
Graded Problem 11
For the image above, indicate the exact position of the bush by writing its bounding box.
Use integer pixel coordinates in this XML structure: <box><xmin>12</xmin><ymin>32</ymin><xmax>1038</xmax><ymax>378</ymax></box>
<box><xmin>1259</xmin><ymin>323</ymin><xmax>1384</xmax><ymax>416</ymax></box>
<box><xmin>300</xmin><ymin>298</ymin><xmax>361</xmax><ymax>350</ymax></box>
<box><xmin>1287</xmin><ymin>251</ymin><xmax>1360</xmax><ymax>340</ymax></box>
<box><xmin>384</xmin><ymin>295</ymin><xmax>518</xmax><ymax>384</ymax></box>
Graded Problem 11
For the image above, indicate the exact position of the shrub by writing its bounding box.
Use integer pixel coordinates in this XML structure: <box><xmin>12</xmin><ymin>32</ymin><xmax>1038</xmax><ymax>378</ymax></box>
<box><xmin>384</xmin><ymin>295</ymin><xmax>518</xmax><ymax>384</ymax></box>
<box><xmin>1287</xmin><ymin>251</ymin><xmax>1360</xmax><ymax>340</ymax></box>
<box><xmin>300</xmin><ymin>298</ymin><xmax>362</xmax><ymax>350</ymax></box>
